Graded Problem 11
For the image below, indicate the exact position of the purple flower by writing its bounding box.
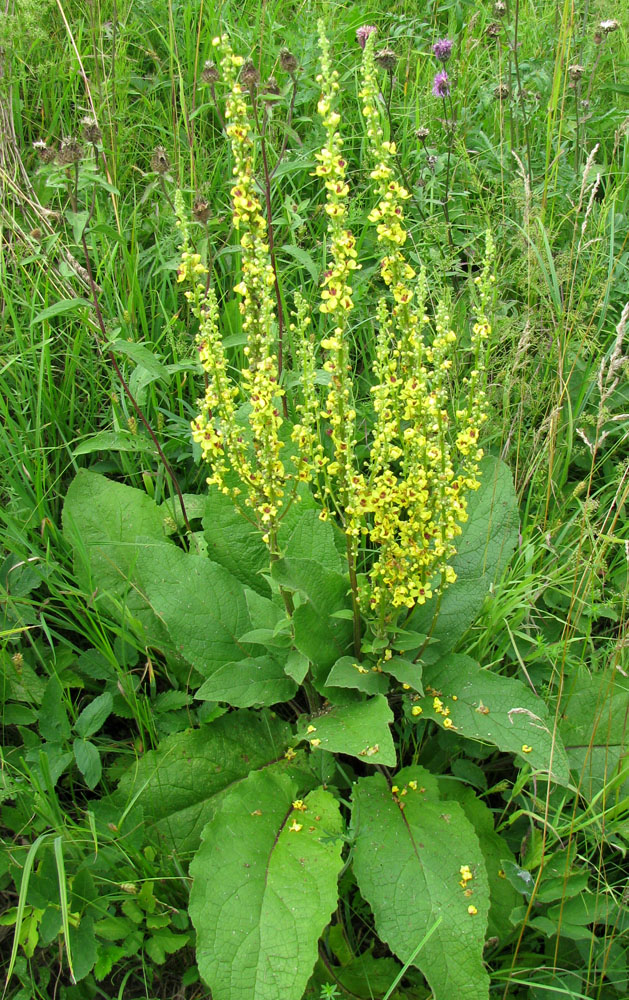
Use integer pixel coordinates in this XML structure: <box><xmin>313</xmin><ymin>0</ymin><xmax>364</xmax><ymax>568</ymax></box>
<box><xmin>432</xmin><ymin>38</ymin><xmax>453</xmax><ymax>63</ymax></box>
<box><xmin>356</xmin><ymin>25</ymin><xmax>377</xmax><ymax>49</ymax></box>
<box><xmin>432</xmin><ymin>69</ymin><xmax>451</xmax><ymax>98</ymax></box>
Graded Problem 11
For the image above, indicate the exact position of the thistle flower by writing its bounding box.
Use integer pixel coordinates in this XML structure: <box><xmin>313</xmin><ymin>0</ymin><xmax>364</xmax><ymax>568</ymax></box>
<box><xmin>279</xmin><ymin>47</ymin><xmax>298</xmax><ymax>74</ymax></box>
<box><xmin>374</xmin><ymin>47</ymin><xmax>398</xmax><ymax>71</ymax></box>
<box><xmin>193</xmin><ymin>196</ymin><xmax>211</xmax><ymax>223</ymax></box>
<box><xmin>494</xmin><ymin>1</ymin><xmax>506</xmax><ymax>15</ymax></box>
<box><xmin>599</xmin><ymin>19</ymin><xmax>619</xmax><ymax>33</ymax></box>
<box><xmin>202</xmin><ymin>59</ymin><xmax>220</xmax><ymax>83</ymax></box>
<box><xmin>432</xmin><ymin>38</ymin><xmax>453</xmax><ymax>63</ymax></box>
<box><xmin>568</xmin><ymin>64</ymin><xmax>585</xmax><ymax>82</ymax></box>
<box><xmin>151</xmin><ymin>146</ymin><xmax>170</xmax><ymax>173</ymax></box>
<box><xmin>356</xmin><ymin>25</ymin><xmax>377</xmax><ymax>49</ymax></box>
<box><xmin>33</xmin><ymin>139</ymin><xmax>55</xmax><ymax>163</ymax></box>
<box><xmin>81</xmin><ymin>115</ymin><xmax>102</xmax><ymax>144</ymax></box>
<box><xmin>493</xmin><ymin>83</ymin><xmax>510</xmax><ymax>100</ymax></box>
<box><xmin>57</xmin><ymin>136</ymin><xmax>82</xmax><ymax>165</ymax></box>
<box><xmin>432</xmin><ymin>70</ymin><xmax>451</xmax><ymax>98</ymax></box>
<box><xmin>415</xmin><ymin>126</ymin><xmax>430</xmax><ymax>142</ymax></box>
<box><xmin>240</xmin><ymin>58</ymin><xmax>260</xmax><ymax>90</ymax></box>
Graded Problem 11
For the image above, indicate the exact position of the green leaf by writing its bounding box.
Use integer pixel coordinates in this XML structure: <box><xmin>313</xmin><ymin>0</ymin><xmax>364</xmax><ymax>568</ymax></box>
<box><xmin>109</xmin><ymin>339</ymin><xmax>170</xmax><ymax>378</ymax></box>
<box><xmin>284</xmin><ymin>510</ymin><xmax>345</xmax><ymax>573</ymax></box>
<box><xmin>38</xmin><ymin>676</ymin><xmax>71</xmax><ymax>743</ymax></box>
<box><xmin>325</xmin><ymin>656</ymin><xmax>389</xmax><ymax>695</ymax></box>
<box><xmin>203</xmin><ymin>487</ymin><xmax>271</xmax><ymax>596</ymax></box>
<box><xmin>189</xmin><ymin>771</ymin><xmax>344</xmax><ymax>1000</ymax></box>
<box><xmin>135</xmin><ymin>545</ymin><xmax>260</xmax><ymax>677</ymax></box>
<box><xmin>68</xmin><ymin>916</ymin><xmax>97</xmax><ymax>980</ymax></box>
<box><xmin>116</xmin><ymin>710</ymin><xmax>294</xmax><ymax>852</ymax></box>
<box><xmin>144</xmin><ymin>928</ymin><xmax>190</xmax><ymax>964</ymax></box>
<box><xmin>284</xmin><ymin>650</ymin><xmax>310</xmax><ymax>685</ymax></box>
<box><xmin>383</xmin><ymin>655</ymin><xmax>424</xmax><ymax>694</ymax></box>
<box><xmin>66</xmin><ymin>209</ymin><xmax>90</xmax><ymax>242</ymax></box>
<box><xmin>352</xmin><ymin>767</ymin><xmax>490</xmax><ymax>1000</ymax></box>
<box><xmin>73</xmin><ymin>431</ymin><xmax>158</xmax><ymax>457</ymax></box>
<box><xmin>272</xmin><ymin>558</ymin><xmax>353</xmax><ymax>685</ymax></box>
<box><xmin>63</xmin><ymin>471</ymin><xmax>172</xmax><ymax>651</ymax></box>
<box><xmin>411</xmin><ymin>654</ymin><xmax>570</xmax><ymax>785</ymax></box>
<box><xmin>195</xmin><ymin>656</ymin><xmax>298</xmax><ymax>707</ymax></box>
<box><xmin>295</xmin><ymin>695</ymin><xmax>396</xmax><ymax>766</ymax></box>
<box><xmin>438</xmin><ymin>780</ymin><xmax>519</xmax><ymax>941</ymax></box>
<box><xmin>407</xmin><ymin>456</ymin><xmax>519</xmax><ymax>661</ymax></box>
<box><xmin>75</xmin><ymin>692</ymin><xmax>113</xmax><ymax>738</ymax></box>
<box><xmin>558</xmin><ymin>666</ymin><xmax>629</xmax><ymax>801</ymax></box>
<box><xmin>73</xmin><ymin>738</ymin><xmax>102</xmax><ymax>789</ymax></box>
<box><xmin>31</xmin><ymin>298</ymin><xmax>93</xmax><ymax>325</ymax></box>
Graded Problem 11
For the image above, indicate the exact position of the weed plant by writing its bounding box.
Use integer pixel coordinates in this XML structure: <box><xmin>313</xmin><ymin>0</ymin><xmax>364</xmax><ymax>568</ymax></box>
<box><xmin>1</xmin><ymin>1</ymin><xmax>628</xmax><ymax>999</ymax></box>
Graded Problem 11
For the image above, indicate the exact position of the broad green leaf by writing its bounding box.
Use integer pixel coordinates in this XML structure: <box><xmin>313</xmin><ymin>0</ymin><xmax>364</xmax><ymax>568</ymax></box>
<box><xmin>383</xmin><ymin>655</ymin><xmax>424</xmax><ymax>694</ymax></box>
<box><xmin>116</xmin><ymin>710</ymin><xmax>294</xmax><ymax>852</ymax></box>
<box><xmin>295</xmin><ymin>695</ymin><xmax>396</xmax><ymax>766</ymax></box>
<box><xmin>74</xmin><ymin>692</ymin><xmax>113</xmax><ymax>738</ymax></box>
<box><xmin>407</xmin><ymin>456</ymin><xmax>519</xmax><ymax>661</ymax></box>
<box><xmin>135</xmin><ymin>545</ymin><xmax>260</xmax><ymax>677</ymax></box>
<box><xmin>284</xmin><ymin>649</ymin><xmax>310</xmax><ymax>684</ymax></box>
<box><xmin>73</xmin><ymin>738</ymin><xmax>102</xmax><ymax>789</ymax></box>
<box><xmin>352</xmin><ymin>767</ymin><xmax>490</xmax><ymax>1000</ymax></box>
<box><xmin>189</xmin><ymin>771</ymin><xmax>344</xmax><ymax>1000</ymax></box>
<box><xmin>203</xmin><ymin>486</ymin><xmax>271</xmax><ymax>596</ymax></box>
<box><xmin>438</xmin><ymin>780</ymin><xmax>519</xmax><ymax>941</ymax></box>
<box><xmin>195</xmin><ymin>656</ymin><xmax>297</xmax><ymax>707</ymax></box>
<box><xmin>325</xmin><ymin>656</ymin><xmax>389</xmax><ymax>695</ymax></box>
<box><xmin>284</xmin><ymin>510</ymin><xmax>345</xmax><ymax>573</ymax></box>
<box><xmin>63</xmin><ymin>471</ymin><xmax>172</xmax><ymax>651</ymax></box>
<box><xmin>144</xmin><ymin>928</ymin><xmax>190</xmax><ymax>964</ymax></box>
<box><xmin>412</xmin><ymin>654</ymin><xmax>570</xmax><ymax>785</ymax></box>
<box><xmin>272</xmin><ymin>558</ymin><xmax>353</xmax><ymax>685</ymax></box>
<box><xmin>558</xmin><ymin>666</ymin><xmax>629</xmax><ymax>801</ymax></box>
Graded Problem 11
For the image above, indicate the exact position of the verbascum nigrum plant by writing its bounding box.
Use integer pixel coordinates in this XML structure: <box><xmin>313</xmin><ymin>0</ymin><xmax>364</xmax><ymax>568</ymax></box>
<box><xmin>179</xmin><ymin>23</ymin><xmax>491</xmax><ymax>632</ymax></box>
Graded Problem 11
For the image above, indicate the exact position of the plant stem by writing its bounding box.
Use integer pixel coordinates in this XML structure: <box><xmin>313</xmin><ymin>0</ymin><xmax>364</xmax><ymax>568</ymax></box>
<box><xmin>346</xmin><ymin>535</ymin><xmax>362</xmax><ymax>660</ymax></box>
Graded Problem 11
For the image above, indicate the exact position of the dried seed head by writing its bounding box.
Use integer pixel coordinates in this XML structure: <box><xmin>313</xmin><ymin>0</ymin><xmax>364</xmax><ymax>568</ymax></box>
<box><xmin>493</xmin><ymin>83</ymin><xmax>510</xmax><ymax>99</ymax></box>
<box><xmin>568</xmin><ymin>64</ymin><xmax>585</xmax><ymax>82</ymax></box>
<box><xmin>151</xmin><ymin>145</ymin><xmax>170</xmax><ymax>173</ymax></box>
<box><xmin>202</xmin><ymin>59</ymin><xmax>220</xmax><ymax>83</ymax></box>
<box><xmin>427</xmin><ymin>154</ymin><xmax>438</xmax><ymax>173</ymax></box>
<box><xmin>263</xmin><ymin>75</ymin><xmax>280</xmax><ymax>97</ymax></box>
<box><xmin>33</xmin><ymin>139</ymin><xmax>55</xmax><ymax>163</ymax></box>
<box><xmin>81</xmin><ymin>115</ymin><xmax>102</xmax><ymax>144</ymax></box>
<box><xmin>374</xmin><ymin>47</ymin><xmax>399</xmax><ymax>71</ymax></box>
<box><xmin>279</xmin><ymin>47</ymin><xmax>298</xmax><ymax>74</ymax></box>
<box><xmin>415</xmin><ymin>126</ymin><xmax>430</xmax><ymax>141</ymax></box>
<box><xmin>241</xmin><ymin>58</ymin><xmax>260</xmax><ymax>90</ymax></box>
<box><xmin>57</xmin><ymin>136</ymin><xmax>83</xmax><ymax>165</ymax></box>
<box><xmin>193</xmin><ymin>196</ymin><xmax>211</xmax><ymax>223</ymax></box>
<box><xmin>599</xmin><ymin>19</ymin><xmax>619</xmax><ymax>33</ymax></box>
<box><xmin>494</xmin><ymin>0</ymin><xmax>507</xmax><ymax>14</ymax></box>
<box><xmin>486</xmin><ymin>22</ymin><xmax>502</xmax><ymax>38</ymax></box>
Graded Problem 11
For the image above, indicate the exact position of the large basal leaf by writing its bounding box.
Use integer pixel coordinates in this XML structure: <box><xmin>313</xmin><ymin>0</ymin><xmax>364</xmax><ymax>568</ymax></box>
<box><xmin>437</xmin><ymin>779</ymin><xmax>519</xmax><ymax>941</ymax></box>
<box><xmin>189</xmin><ymin>770</ymin><xmax>344</xmax><ymax>1000</ymax></box>
<box><xmin>195</xmin><ymin>655</ymin><xmax>297</xmax><ymax>707</ymax></box>
<box><xmin>407</xmin><ymin>456</ymin><xmax>519</xmax><ymax>662</ymax></box>
<box><xmin>558</xmin><ymin>666</ymin><xmax>629</xmax><ymax>802</ymax></box>
<box><xmin>295</xmin><ymin>695</ymin><xmax>396</xmax><ymax>767</ymax></box>
<box><xmin>413</xmin><ymin>654</ymin><xmax>570</xmax><ymax>785</ymax></box>
<box><xmin>351</xmin><ymin>767</ymin><xmax>490</xmax><ymax>1000</ymax></box>
<box><xmin>134</xmin><ymin>545</ymin><xmax>261</xmax><ymax>677</ymax></box>
<box><xmin>116</xmin><ymin>710</ymin><xmax>294</xmax><ymax>853</ymax></box>
<box><xmin>62</xmin><ymin>470</ymin><xmax>173</xmax><ymax>650</ymax></box>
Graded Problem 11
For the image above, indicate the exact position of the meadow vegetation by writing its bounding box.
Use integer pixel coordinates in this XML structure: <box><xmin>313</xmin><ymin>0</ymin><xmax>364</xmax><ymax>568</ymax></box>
<box><xmin>0</xmin><ymin>0</ymin><xmax>628</xmax><ymax>998</ymax></box>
